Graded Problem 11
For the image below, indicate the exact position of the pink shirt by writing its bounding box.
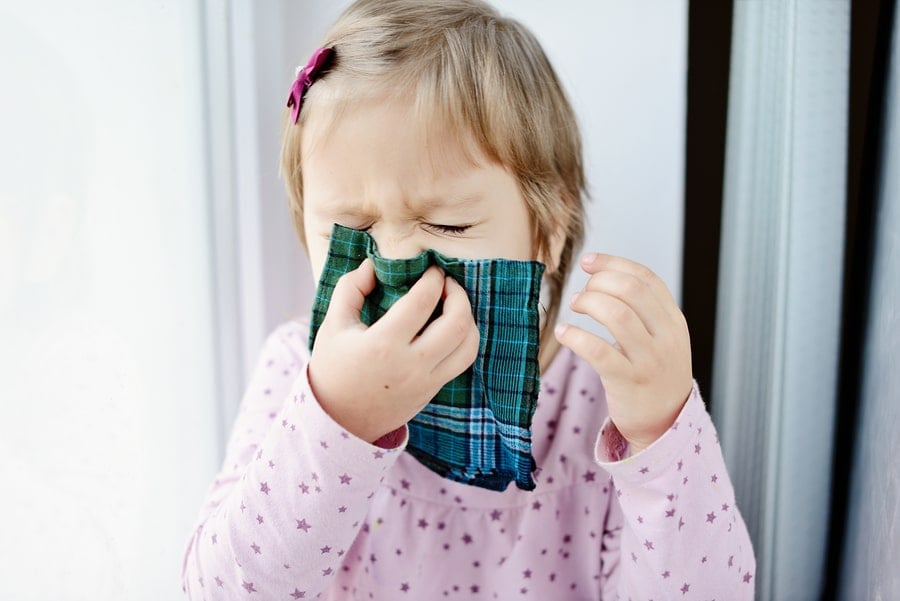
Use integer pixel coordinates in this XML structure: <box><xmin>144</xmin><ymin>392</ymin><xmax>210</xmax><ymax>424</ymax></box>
<box><xmin>181</xmin><ymin>319</ymin><xmax>755</xmax><ymax>599</ymax></box>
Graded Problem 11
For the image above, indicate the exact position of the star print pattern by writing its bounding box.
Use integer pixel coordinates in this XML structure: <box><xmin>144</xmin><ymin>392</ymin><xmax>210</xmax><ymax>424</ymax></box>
<box><xmin>181</xmin><ymin>320</ymin><xmax>755</xmax><ymax>599</ymax></box>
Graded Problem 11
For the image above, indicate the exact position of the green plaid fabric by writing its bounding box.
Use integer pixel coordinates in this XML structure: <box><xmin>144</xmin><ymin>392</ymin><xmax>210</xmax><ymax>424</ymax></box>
<box><xmin>309</xmin><ymin>224</ymin><xmax>544</xmax><ymax>491</ymax></box>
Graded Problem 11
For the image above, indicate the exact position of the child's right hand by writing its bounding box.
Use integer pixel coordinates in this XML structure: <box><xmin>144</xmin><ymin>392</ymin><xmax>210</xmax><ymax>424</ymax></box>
<box><xmin>308</xmin><ymin>259</ymin><xmax>480</xmax><ymax>443</ymax></box>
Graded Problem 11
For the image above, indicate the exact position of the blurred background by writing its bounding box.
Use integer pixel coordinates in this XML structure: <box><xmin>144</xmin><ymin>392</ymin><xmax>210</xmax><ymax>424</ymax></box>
<box><xmin>0</xmin><ymin>1</ymin><xmax>896</xmax><ymax>599</ymax></box>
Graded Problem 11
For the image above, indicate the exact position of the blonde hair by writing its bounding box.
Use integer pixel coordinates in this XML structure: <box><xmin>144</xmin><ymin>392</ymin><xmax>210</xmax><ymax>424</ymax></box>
<box><xmin>280</xmin><ymin>0</ymin><xmax>587</xmax><ymax>339</ymax></box>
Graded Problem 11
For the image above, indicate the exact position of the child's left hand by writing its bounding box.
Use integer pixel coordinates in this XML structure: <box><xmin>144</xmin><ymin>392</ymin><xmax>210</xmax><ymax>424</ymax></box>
<box><xmin>555</xmin><ymin>253</ymin><xmax>694</xmax><ymax>455</ymax></box>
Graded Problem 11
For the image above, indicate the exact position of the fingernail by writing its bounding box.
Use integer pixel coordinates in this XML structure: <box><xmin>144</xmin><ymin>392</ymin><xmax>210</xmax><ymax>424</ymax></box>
<box><xmin>554</xmin><ymin>323</ymin><xmax>568</xmax><ymax>337</ymax></box>
<box><xmin>582</xmin><ymin>253</ymin><xmax>598</xmax><ymax>266</ymax></box>
<box><xmin>570</xmin><ymin>292</ymin><xmax>580</xmax><ymax>306</ymax></box>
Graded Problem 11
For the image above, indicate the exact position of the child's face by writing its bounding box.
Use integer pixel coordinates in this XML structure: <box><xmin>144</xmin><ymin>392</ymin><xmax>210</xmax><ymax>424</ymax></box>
<box><xmin>301</xmin><ymin>94</ymin><xmax>535</xmax><ymax>282</ymax></box>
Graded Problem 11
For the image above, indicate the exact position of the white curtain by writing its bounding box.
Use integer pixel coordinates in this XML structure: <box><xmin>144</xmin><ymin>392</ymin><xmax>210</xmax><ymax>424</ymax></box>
<box><xmin>712</xmin><ymin>1</ymin><xmax>849</xmax><ymax>599</ymax></box>
<box><xmin>838</xmin><ymin>5</ymin><xmax>900</xmax><ymax>597</ymax></box>
<box><xmin>0</xmin><ymin>2</ymin><xmax>220</xmax><ymax>599</ymax></box>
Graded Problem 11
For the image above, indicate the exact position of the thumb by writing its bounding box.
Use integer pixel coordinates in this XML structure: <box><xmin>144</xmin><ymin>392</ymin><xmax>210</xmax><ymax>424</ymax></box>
<box><xmin>324</xmin><ymin>259</ymin><xmax>377</xmax><ymax>327</ymax></box>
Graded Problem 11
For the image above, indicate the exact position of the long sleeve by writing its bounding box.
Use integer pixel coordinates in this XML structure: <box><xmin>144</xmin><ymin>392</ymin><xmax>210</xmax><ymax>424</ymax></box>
<box><xmin>181</xmin><ymin>325</ymin><xmax>408</xmax><ymax>600</ymax></box>
<box><xmin>596</xmin><ymin>381</ymin><xmax>756</xmax><ymax>599</ymax></box>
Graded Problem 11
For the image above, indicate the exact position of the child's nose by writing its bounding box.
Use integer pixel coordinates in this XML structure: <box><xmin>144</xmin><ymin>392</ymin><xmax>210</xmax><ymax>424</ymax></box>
<box><xmin>372</xmin><ymin>230</ymin><xmax>425</xmax><ymax>260</ymax></box>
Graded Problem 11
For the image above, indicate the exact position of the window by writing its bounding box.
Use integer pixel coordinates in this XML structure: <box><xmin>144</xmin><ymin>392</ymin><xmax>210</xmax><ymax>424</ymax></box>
<box><xmin>0</xmin><ymin>3</ymin><xmax>219</xmax><ymax>597</ymax></box>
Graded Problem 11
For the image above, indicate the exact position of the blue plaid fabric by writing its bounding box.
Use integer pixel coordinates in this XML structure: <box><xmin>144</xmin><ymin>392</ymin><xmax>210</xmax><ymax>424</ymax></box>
<box><xmin>309</xmin><ymin>224</ymin><xmax>544</xmax><ymax>491</ymax></box>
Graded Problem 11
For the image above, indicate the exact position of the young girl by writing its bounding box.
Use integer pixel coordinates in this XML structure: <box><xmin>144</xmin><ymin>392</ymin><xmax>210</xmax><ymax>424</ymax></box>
<box><xmin>181</xmin><ymin>1</ymin><xmax>755</xmax><ymax>598</ymax></box>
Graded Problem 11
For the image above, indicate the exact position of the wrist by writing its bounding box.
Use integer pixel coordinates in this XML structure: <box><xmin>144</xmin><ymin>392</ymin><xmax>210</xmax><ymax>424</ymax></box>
<box><xmin>314</xmin><ymin>392</ymin><xmax>382</xmax><ymax>443</ymax></box>
<box><xmin>624</xmin><ymin>383</ymin><xmax>693</xmax><ymax>455</ymax></box>
<box><xmin>627</xmin><ymin>441</ymin><xmax>648</xmax><ymax>456</ymax></box>
<box><xmin>307</xmin><ymin>362</ymin><xmax>385</xmax><ymax>443</ymax></box>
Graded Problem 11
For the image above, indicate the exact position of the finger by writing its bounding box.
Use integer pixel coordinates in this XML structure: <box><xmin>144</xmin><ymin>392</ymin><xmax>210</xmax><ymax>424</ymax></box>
<box><xmin>568</xmin><ymin>291</ymin><xmax>652</xmax><ymax>361</ymax></box>
<box><xmin>324</xmin><ymin>259</ymin><xmax>377</xmax><ymax>327</ymax></box>
<box><xmin>582</xmin><ymin>269</ymin><xmax>670</xmax><ymax>336</ymax></box>
<box><xmin>414</xmin><ymin>276</ymin><xmax>476</xmax><ymax>359</ymax></box>
<box><xmin>430</xmin><ymin>325</ymin><xmax>480</xmax><ymax>384</ymax></box>
<box><xmin>580</xmin><ymin>253</ymin><xmax>680</xmax><ymax>315</ymax></box>
<box><xmin>554</xmin><ymin>322</ymin><xmax>631</xmax><ymax>377</ymax></box>
<box><xmin>430</xmin><ymin>278</ymin><xmax>481</xmax><ymax>382</ymax></box>
<box><xmin>372</xmin><ymin>265</ymin><xmax>445</xmax><ymax>341</ymax></box>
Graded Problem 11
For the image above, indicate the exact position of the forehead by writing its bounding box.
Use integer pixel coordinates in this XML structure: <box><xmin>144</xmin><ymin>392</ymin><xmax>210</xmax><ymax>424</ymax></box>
<box><xmin>302</xmin><ymin>79</ymin><xmax>494</xmax><ymax>168</ymax></box>
<box><xmin>297</xmin><ymin>95</ymin><xmax>536</xmax><ymax>239</ymax></box>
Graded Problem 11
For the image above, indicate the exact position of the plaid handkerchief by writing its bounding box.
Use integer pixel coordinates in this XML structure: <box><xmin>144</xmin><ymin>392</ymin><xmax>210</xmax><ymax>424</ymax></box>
<box><xmin>309</xmin><ymin>224</ymin><xmax>544</xmax><ymax>491</ymax></box>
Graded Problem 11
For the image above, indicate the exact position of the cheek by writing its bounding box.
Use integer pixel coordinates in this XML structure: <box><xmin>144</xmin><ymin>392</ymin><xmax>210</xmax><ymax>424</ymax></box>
<box><xmin>499</xmin><ymin>212</ymin><xmax>536</xmax><ymax>262</ymax></box>
<box><xmin>489</xmin><ymin>234</ymin><xmax>532</xmax><ymax>262</ymax></box>
<box><xmin>305</xmin><ymin>236</ymin><xmax>329</xmax><ymax>284</ymax></box>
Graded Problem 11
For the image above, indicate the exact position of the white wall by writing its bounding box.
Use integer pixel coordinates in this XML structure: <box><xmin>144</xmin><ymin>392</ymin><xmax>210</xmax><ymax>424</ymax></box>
<box><xmin>271</xmin><ymin>0</ymin><xmax>688</xmax><ymax>338</ymax></box>
<box><xmin>0</xmin><ymin>2</ymin><xmax>219</xmax><ymax>599</ymax></box>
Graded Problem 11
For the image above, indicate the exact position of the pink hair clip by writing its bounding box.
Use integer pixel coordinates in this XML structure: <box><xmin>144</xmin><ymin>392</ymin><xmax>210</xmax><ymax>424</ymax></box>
<box><xmin>286</xmin><ymin>46</ymin><xmax>335</xmax><ymax>124</ymax></box>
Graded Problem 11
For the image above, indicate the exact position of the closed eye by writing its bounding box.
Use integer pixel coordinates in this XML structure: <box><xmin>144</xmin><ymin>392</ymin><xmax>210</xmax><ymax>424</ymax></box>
<box><xmin>424</xmin><ymin>223</ymin><xmax>473</xmax><ymax>236</ymax></box>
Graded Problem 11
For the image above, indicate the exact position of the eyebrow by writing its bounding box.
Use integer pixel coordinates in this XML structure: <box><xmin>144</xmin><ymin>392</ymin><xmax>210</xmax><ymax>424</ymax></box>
<box><xmin>407</xmin><ymin>193</ymin><xmax>483</xmax><ymax>212</ymax></box>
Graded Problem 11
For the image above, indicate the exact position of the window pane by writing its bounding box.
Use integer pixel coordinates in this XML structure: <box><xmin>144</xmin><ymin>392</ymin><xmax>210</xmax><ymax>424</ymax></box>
<box><xmin>0</xmin><ymin>2</ymin><xmax>219</xmax><ymax>598</ymax></box>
